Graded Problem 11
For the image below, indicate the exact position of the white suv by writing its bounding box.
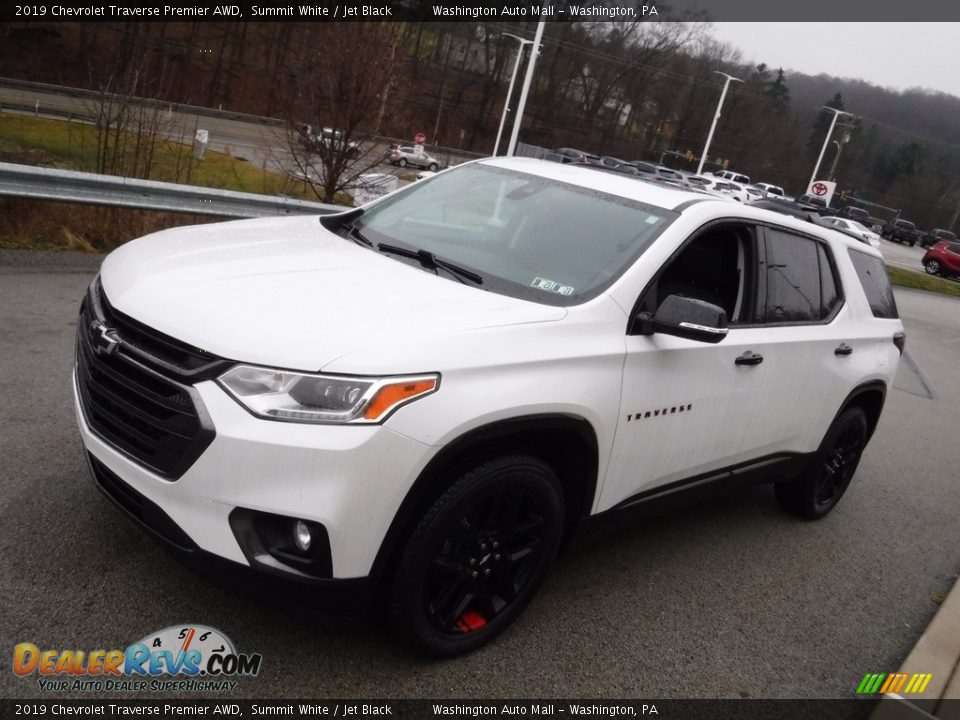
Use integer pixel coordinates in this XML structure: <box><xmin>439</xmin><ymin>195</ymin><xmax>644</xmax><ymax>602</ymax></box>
<box><xmin>75</xmin><ymin>158</ymin><xmax>904</xmax><ymax>656</ymax></box>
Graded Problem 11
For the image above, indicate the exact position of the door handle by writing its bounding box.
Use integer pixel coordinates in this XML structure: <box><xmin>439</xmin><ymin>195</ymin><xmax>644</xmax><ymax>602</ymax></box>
<box><xmin>735</xmin><ymin>351</ymin><xmax>764</xmax><ymax>366</ymax></box>
<box><xmin>835</xmin><ymin>343</ymin><xmax>853</xmax><ymax>356</ymax></box>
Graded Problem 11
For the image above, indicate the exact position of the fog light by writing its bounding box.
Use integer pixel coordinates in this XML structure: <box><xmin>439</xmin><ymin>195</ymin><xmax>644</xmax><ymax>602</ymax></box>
<box><xmin>292</xmin><ymin>520</ymin><xmax>312</xmax><ymax>552</ymax></box>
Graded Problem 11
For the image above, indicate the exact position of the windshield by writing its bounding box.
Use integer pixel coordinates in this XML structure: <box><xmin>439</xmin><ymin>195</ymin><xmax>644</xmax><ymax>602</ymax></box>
<box><xmin>353</xmin><ymin>163</ymin><xmax>677</xmax><ymax>305</ymax></box>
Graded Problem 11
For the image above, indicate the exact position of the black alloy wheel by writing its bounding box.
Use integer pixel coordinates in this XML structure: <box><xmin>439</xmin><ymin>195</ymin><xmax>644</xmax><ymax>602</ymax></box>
<box><xmin>387</xmin><ymin>455</ymin><xmax>563</xmax><ymax>656</ymax></box>
<box><xmin>775</xmin><ymin>407</ymin><xmax>868</xmax><ymax>520</ymax></box>
<box><xmin>812</xmin><ymin>423</ymin><xmax>864</xmax><ymax>513</ymax></box>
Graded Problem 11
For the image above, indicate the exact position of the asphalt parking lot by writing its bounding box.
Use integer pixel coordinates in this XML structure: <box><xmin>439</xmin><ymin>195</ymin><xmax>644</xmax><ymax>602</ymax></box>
<box><xmin>1</xmin><ymin>250</ymin><xmax>958</xmax><ymax>700</ymax></box>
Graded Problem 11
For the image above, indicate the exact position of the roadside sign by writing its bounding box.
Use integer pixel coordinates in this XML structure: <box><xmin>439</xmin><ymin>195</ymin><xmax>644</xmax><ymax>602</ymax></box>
<box><xmin>354</xmin><ymin>173</ymin><xmax>398</xmax><ymax>207</ymax></box>
<box><xmin>805</xmin><ymin>179</ymin><xmax>836</xmax><ymax>206</ymax></box>
<box><xmin>414</xmin><ymin>132</ymin><xmax>426</xmax><ymax>145</ymax></box>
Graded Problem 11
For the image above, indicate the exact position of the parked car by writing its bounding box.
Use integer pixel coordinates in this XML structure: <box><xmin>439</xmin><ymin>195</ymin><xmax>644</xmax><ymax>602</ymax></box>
<box><xmin>710</xmin><ymin>170</ymin><xmax>751</xmax><ymax>185</ymax></box>
<box><xmin>297</xmin><ymin>125</ymin><xmax>360</xmax><ymax>158</ymax></box>
<box><xmin>629</xmin><ymin>160</ymin><xmax>658</xmax><ymax>176</ymax></box>
<box><xmin>815</xmin><ymin>216</ymin><xmax>882</xmax><ymax>249</ymax></box>
<box><xmin>797</xmin><ymin>194</ymin><xmax>829</xmax><ymax>209</ymax></box>
<box><xmin>922</xmin><ymin>240</ymin><xmax>960</xmax><ymax>278</ymax></box>
<box><xmin>881</xmin><ymin>219</ymin><xmax>921</xmax><ymax>246</ymax></box>
<box><xmin>389</xmin><ymin>146</ymin><xmax>439</xmax><ymax>171</ymax></box>
<box><xmin>748</xmin><ymin>198</ymin><xmax>821</xmax><ymax>222</ymax></box>
<box><xmin>626</xmin><ymin>162</ymin><xmax>684</xmax><ymax>186</ymax></box>
<box><xmin>837</xmin><ymin>206</ymin><xmax>872</xmax><ymax>225</ymax></box>
<box><xmin>75</xmin><ymin>157</ymin><xmax>903</xmax><ymax>657</ymax></box>
<box><xmin>754</xmin><ymin>183</ymin><xmax>785</xmax><ymax>199</ymax></box>
<box><xmin>920</xmin><ymin>228</ymin><xmax>957</xmax><ymax>249</ymax></box>
<box><xmin>554</xmin><ymin>147</ymin><xmax>601</xmax><ymax>164</ymax></box>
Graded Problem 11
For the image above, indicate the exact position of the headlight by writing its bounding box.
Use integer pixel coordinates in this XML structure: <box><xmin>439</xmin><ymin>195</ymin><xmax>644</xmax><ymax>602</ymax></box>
<box><xmin>218</xmin><ymin>365</ymin><xmax>439</xmax><ymax>424</ymax></box>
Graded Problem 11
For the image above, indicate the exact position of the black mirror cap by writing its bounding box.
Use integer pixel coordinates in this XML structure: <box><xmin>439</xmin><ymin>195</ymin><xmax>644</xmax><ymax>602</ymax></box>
<box><xmin>638</xmin><ymin>294</ymin><xmax>729</xmax><ymax>344</ymax></box>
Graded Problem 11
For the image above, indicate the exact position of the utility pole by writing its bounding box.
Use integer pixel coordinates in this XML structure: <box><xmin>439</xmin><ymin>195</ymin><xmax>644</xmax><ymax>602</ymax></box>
<box><xmin>809</xmin><ymin>107</ymin><xmax>853</xmax><ymax>189</ymax></box>
<box><xmin>696</xmin><ymin>71</ymin><xmax>742</xmax><ymax>176</ymax></box>
<box><xmin>493</xmin><ymin>34</ymin><xmax>534</xmax><ymax>157</ymax></box>
<box><xmin>506</xmin><ymin>11</ymin><xmax>547</xmax><ymax>157</ymax></box>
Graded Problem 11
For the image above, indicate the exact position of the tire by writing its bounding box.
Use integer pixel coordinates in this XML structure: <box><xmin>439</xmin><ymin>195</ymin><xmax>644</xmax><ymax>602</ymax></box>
<box><xmin>387</xmin><ymin>455</ymin><xmax>564</xmax><ymax>657</ymax></box>
<box><xmin>428</xmin><ymin>162</ymin><xmax>438</xmax><ymax>171</ymax></box>
<box><xmin>398</xmin><ymin>158</ymin><xmax>408</xmax><ymax>168</ymax></box>
<box><xmin>925</xmin><ymin>260</ymin><xmax>942</xmax><ymax>275</ymax></box>
<box><xmin>775</xmin><ymin>407</ymin><xmax>868</xmax><ymax>520</ymax></box>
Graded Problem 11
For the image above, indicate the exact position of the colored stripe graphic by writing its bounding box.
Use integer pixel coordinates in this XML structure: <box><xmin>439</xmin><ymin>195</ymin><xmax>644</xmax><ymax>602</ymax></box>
<box><xmin>857</xmin><ymin>672</ymin><xmax>932</xmax><ymax>695</ymax></box>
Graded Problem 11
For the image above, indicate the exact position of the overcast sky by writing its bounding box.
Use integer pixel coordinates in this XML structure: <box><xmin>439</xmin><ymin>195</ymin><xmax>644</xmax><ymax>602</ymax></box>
<box><xmin>709</xmin><ymin>23</ymin><xmax>960</xmax><ymax>98</ymax></box>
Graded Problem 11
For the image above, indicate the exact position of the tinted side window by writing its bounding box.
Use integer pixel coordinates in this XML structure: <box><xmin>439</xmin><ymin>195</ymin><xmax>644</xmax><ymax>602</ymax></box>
<box><xmin>762</xmin><ymin>229</ymin><xmax>822</xmax><ymax>323</ymax></box>
<box><xmin>848</xmin><ymin>250</ymin><xmax>898</xmax><ymax>319</ymax></box>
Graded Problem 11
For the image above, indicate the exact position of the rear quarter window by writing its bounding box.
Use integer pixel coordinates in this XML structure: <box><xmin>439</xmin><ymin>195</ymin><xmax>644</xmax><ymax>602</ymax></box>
<box><xmin>848</xmin><ymin>249</ymin><xmax>898</xmax><ymax>319</ymax></box>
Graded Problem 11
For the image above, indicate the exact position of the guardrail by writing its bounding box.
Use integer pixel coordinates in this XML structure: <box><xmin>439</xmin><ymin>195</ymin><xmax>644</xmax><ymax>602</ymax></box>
<box><xmin>0</xmin><ymin>162</ymin><xmax>343</xmax><ymax>219</ymax></box>
<box><xmin>0</xmin><ymin>76</ymin><xmax>283</xmax><ymax>127</ymax></box>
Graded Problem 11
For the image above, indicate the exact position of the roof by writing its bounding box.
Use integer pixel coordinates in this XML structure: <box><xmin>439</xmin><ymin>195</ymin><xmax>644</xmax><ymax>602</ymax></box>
<box><xmin>479</xmin><ymin>156</ymin><xmax>708</xmax><ymax>211</ymax></box>
<box><xmin>475</xmin><ymin>158</ymin><xmax>883</xmax><ymax>259</ymax></box>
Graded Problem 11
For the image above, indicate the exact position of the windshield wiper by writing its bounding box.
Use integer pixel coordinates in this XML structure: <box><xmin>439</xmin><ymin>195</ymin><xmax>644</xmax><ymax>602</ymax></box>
<box><xmin>377</xmin><ymin>243</ymin><xmax>483</xmax><ymax>285</ymax></box>
<box><xmin>319</xmin><ymin>208</ymin><xmax>372</xmax><ymax>247</ymax></box>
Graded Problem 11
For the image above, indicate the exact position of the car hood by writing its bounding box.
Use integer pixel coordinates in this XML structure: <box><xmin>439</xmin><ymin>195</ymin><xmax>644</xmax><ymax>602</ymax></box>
<box><xmin>100</xmin><ymin>215</ymin><xmax>565</xmax><ymax>372</ymax></box>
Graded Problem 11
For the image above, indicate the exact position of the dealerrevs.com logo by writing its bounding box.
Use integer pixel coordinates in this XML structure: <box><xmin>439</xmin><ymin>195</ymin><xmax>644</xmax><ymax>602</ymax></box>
<box><xmin>13</xmin><ymin>625</ymin><xmax>262</xmax><ymax>692</ymax></box>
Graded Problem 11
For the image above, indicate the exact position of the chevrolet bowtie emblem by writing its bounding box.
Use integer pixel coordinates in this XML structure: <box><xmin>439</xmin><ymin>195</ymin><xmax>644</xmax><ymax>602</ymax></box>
<box><xmin>90</xmin><ymin>320</ymin><xmax>121</xmax><ymax>356</ymax></box>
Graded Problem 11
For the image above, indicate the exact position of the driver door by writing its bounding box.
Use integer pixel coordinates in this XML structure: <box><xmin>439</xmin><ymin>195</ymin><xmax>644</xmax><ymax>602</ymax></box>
<box><xmin>600</xmin><ymin>221</ymin><xmax>778</xmax><ymax>511</ymax></box>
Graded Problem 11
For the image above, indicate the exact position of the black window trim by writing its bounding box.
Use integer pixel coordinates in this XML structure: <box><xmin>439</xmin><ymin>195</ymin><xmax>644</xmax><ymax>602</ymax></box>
<box><xmin>627</xmin><ymin>217</ymin><xmax>846</xmax><ymax>335</ymax></box>
<box><xmin>627</xmin><ymin>218</ymin><xmax>762</xmax><ymax>335</ymax></box>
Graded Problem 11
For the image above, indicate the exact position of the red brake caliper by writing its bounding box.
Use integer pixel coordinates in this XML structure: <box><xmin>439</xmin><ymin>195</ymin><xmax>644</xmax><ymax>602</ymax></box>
<box><xmin>455</xmin><ymin>610</ymin><xmax>488</xmax><ymax>633</ymax></box>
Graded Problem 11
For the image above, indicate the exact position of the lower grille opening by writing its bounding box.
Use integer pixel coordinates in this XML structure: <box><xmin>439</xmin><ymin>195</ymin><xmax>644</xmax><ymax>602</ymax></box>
<box><xmin>88</xmin><ymin>454</ymin><xmax>197</xmax><ymax>552</ymax></box>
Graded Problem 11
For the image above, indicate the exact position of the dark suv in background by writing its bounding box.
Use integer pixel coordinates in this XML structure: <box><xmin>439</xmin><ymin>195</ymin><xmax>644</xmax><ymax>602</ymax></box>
<box><xmin>882</xmin><ymin>219</ymin><xmax>921</xmax><ymax>246</ymax></box>
<box><xmin>920</xmin><ymin>228</ymin><xmax>957</xmax><ymax>249</ymax></box>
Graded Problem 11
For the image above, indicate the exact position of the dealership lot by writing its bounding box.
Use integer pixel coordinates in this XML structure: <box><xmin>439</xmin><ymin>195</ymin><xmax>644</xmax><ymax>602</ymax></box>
<box><xmin>1</xmin><ymin>251</ymin><xmax>958</xmax><ymax>699</ymax></box>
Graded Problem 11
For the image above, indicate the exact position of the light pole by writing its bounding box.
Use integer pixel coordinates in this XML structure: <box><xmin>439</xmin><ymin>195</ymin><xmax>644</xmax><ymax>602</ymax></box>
<box><xmin>506</xmin><ymin>13</ymin><xmax>547</xmax><ymax>157</ymax></box>
<box><xmin>827</xmin><ymin>130</ymin><xmax>851</xmax><ymax>181</ymax></box>
<box><xmin>809</xmin><ymin>107</ymin><xmax>853</xmax><ymax>188</ymax></box>
<box><xmin>696</xmin><ymin>71</ymin><xmax>742</xmax><ymax>176</ymax></box>
<box><xmin>493</xmin><ymin>34</ymin><xmax>534</xmax><ymax>157</ymax></box>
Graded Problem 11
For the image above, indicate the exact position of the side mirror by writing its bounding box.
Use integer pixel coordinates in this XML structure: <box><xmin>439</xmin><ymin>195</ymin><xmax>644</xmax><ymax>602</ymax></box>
<box><xmin>637</xmin><ymin>294</ymin><xmax>729</xmax><ymax>344</ymax></box>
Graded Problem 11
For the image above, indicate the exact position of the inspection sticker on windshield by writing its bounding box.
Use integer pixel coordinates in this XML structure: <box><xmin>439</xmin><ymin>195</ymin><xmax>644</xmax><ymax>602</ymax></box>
<box><xmin>532</xmin><ymin>277</ymin><xmax>575</xmax><ymax>296</ymax></box>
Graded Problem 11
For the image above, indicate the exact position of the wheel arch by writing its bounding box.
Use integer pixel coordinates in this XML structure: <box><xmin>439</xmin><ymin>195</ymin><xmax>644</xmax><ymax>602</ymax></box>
<box><xmin>368</xmin><ymin>414</ymin><xmax>600</xmax><ymax>588</ymax></box>
<box><xmin>834</xmin><ymin>380</ymin><xmax>887</xmax><ymax>442</ymax></box>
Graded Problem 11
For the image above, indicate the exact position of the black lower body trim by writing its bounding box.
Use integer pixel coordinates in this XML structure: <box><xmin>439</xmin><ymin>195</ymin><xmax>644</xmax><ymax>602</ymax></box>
<box><xmin>582</xmin><ymin>452</ymin><xmax>814</xmax><ymax>540</ymax></box>
<box><xmin>85</xmin><ymin>452</ymin><xmax>375</xmax><ymax>615</ymax></box>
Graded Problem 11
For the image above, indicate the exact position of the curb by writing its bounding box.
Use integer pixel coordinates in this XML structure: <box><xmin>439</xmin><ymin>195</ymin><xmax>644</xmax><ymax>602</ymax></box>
<box><xmin>870</xmin><ymin>573</ymin><xmax>960</xmax><ymax>719</ymax></box>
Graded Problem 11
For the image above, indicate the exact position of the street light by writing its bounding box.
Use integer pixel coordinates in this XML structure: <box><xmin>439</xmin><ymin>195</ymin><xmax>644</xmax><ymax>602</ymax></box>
<box><xmin>696</xmin><ymin>71</ymin><xmax>742</xmax><ymax>176</ymax></box>
<box><xmin>827</xmin><ymin>130</ymin><xmax>852</xmax><ymax>181</ymax></box>
<box><xmin>493</xmin><ymin>33</ymin><xmax>535</xmax><ymax>157</ymax></box>
<box><xmin>809</xmin><ymin>107</ymin><xmax>853</xmax><ymax>189</ymax></box>
<box><xmin>506</xmin><ymin>12</ymin><xmax>547</xmax><ymax>157</ymax></box>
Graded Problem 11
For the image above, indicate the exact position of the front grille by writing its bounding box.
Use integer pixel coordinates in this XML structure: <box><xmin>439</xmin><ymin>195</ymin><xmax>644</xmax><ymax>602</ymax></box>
<box><xmin>76</xmin><ymin>279</ymin><xmax>227</xmax><ymax>479</ymax></box>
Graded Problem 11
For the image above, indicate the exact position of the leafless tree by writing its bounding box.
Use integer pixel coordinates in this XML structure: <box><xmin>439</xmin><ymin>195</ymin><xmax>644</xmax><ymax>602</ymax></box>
<box><xmin>279</xmin><ymin>23</ymin><xmax>410</xmax><ymax>203</ymax></box>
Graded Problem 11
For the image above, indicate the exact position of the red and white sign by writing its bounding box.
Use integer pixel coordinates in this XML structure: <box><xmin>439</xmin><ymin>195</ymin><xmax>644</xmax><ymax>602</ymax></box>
<box><xmin>414</xmin><ymin>132</ymin><xmax>426</xmax><ymax>145</ymax></box>
<box><xmin>805</xmin><ymin>179</ymin><xmax>836</xmax><ymax>206</ymax></box>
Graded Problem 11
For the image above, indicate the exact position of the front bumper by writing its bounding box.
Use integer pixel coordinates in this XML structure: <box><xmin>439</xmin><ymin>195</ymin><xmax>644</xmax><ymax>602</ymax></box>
<box><xmin>74</xmin><ymin>370</ymin><xmax>434</xmax><ymax>591</ymax></box>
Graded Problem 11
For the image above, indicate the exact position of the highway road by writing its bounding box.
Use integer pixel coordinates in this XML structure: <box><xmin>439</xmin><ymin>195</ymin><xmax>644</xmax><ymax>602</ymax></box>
<box><xmin>0</xmin><ymin>81</ymin><xmax>481</xmax><ymax>181</ymax></box>
<box><xmin>1</xmin><ymin>249</ymin><xmax>958</xmax><ymax>700</ymax></box>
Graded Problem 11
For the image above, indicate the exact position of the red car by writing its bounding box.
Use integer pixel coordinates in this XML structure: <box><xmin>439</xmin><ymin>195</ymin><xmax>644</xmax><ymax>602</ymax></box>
<box><xmin>922</xmin><ymin>240</ymin><xmax>960</xmax><ymax>279</ymax></box>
